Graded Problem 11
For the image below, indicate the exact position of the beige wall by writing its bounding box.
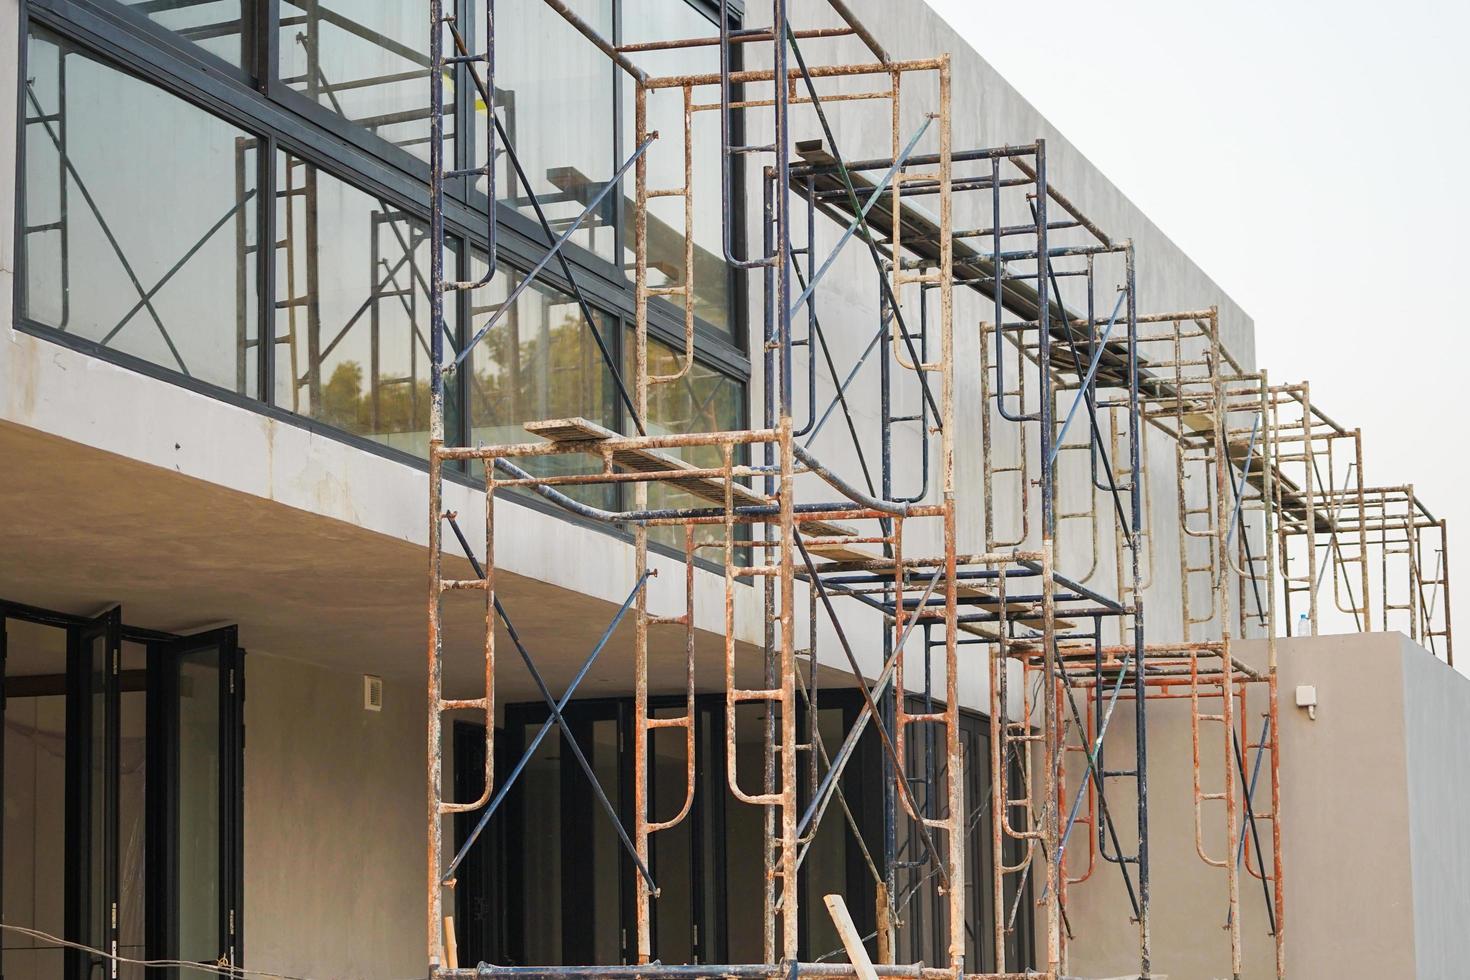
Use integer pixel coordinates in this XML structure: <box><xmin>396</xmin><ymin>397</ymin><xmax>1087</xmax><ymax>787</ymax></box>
<box><xmin>244</xmin><ymin>653</ymin><xmax>425</xmax><ymax>979</ymax></box>
<box><xmin>1058</xmin><ymin>632</ymin><xmax>1427</xmax><ymax>978</ymax></box>
<box><xmin>1272</xmin><ymin>633</ymin><xmax>1418</xmax><ymax>979</ymax></box>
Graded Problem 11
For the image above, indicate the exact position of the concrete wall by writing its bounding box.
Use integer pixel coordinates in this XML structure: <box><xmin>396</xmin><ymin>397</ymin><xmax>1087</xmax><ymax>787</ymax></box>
<box><xmin>1058</xmin><ymin>631</ymin><xmax>1470</xmax><ymax>979</ymax></box>
<box><xmin>1272</xmin><ymin>633</ymin><xmax>1417</xmax><ymax>979</ymax></box>
<box><xmin>243</xmin><ymin>653</ymin><xmax>425</xmax><ymax>979</ymax></box>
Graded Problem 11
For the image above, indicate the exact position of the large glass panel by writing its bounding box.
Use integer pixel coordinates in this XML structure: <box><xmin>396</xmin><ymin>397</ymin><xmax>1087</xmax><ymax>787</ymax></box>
<box><xmin>275</xmin><ymin>152</ymin><xmax>457</xmax><ymax>457</ymax></box>
<box><xmin>520</xmin><ymin>721</ymin><xmax>563</xmax><ymax>964</ymax></box>
<box><xmin>452</xmin><ymin>721</ymin><xmax>508</xmax><ymax>966</ymax></box>
<box><xmin>2</xmin><ymin>622</ymin><xmax>69</xmax><ymax>980</ymax></box>
<box><xmin>177</xmin><ymin>648</ymin><xmax>222</xmax><ymax>963</ymax></box>
<box><xmin>466</xmin><ymin>252</ymin><xmax>616</xmax><ymax>506</ymax></box>
<box><xmin>485</xmin><ymin>0</ymin><xmax>616</xmax><ymax>261</ymax></box>
<box><xmin>118</xmin><ymin>0</ymin><xmax>257</xmax><ymax>71</ymax></box>
<box><xmin>697</xmin><ymin>704</ymin><xmax>723</xmax><ymax>961</ymax></box>
<box><xmin>119</xmin><ymin>643</ymin><xmax>148</xmax><ymax>980</ymax></box>
<box><xmin>589</xmin><ymin>718</ymin><xmax>623</xmax><ymax>964</ymax></box>
<box><xmin>801</xmin><ymin>707</ymin><xmax>849</xmax><ymax>960</ymax></box>
<box><xmin>651</xmin><ymin>706</ymin><xmax>693</xmax><ymax>962</ymax></box>
<box><xmin>627</xmin><ymin>333</ymin><xmax>745</xmax><ymax>552</ymax></box>
<box><xmin>961</xmin><ymin>715</ymin><xmax>1032</xmax><ymax>972</ymax></box>
<box><xmin>894</xmin><ymin>698</ymin><xmax>946</xmax><ymax>966</ymax></box>
<box><xmin>22</xmin><ymin>28</ymin><xmax>261</xmax><ymax>396</ymax></box>
<box><xmin>724</xmin><ymin>704</ymin><xmax>768</xmax><ymax>961</ymax></box>
<box><xmin>621</xmin><ymin>2</ymin><xmax>734</xmax><ymax>336</ymax></box>
<box><xmin>279</xmin><ymin>1</ymin><xmax>451</xmax><ymax>161</ymax></box>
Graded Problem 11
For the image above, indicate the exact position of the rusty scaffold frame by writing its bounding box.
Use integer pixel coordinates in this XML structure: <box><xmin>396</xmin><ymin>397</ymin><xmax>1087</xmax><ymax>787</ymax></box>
<box><xmin>420</xmin><ymin>4</ymin><xmax>1449</xmax><ymax>980</ymax></box>
<box><xmin>1134</xmin><ymin>308</ymin><xmax>1285</xmax><ymax>978</ymax></box>
<box><xmin>425</xmin><ymin>2</ymin><xmax>981</xmax><ymax>977</ymax></box>
<box><xmin>1129</xmin><ymin>304</ymin><xmax>1457</xmax><ymax>977</ymax></box>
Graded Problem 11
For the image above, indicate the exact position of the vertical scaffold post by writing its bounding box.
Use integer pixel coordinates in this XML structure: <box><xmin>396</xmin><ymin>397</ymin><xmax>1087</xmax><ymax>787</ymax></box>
<box><xmin>1126</xmin><ymin>244</ymin><xmax>1151</xmax><ymax>979</ymax></box>
<box><xmin>426</xmin><ymin>0</ymin><xmax>447</xmax><ymax>968</ymax></box>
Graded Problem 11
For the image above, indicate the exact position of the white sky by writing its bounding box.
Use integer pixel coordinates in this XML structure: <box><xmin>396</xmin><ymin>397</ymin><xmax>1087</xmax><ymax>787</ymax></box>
<box><xmin>929</xmin><ymin>0</ymin><xmax>1470</xmax><ymax>665</ymax></box>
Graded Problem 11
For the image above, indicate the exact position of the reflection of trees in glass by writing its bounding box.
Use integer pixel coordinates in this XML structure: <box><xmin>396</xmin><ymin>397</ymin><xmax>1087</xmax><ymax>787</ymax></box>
<box><xmin>470</xmin><ymin>305</ymin><xmax>611</xmax><ymax>432</ymax></box>
<box><xmin>631</xmin><ymin>335</ymin><xmax>743</xmax><ymax>553</ymax></box>
<box><xmin>646</xmin><ymin>347</ymin><xmax>736</xmax><ymax>441</ymax></box>
<box><xmin>317</xmin><ymin>360</ymin><xmax>436</xmax><ymax>437</ymax></box>
<box><xmin>308</xmin><ymin>302</ymin><xmax>615</xmax><ymax>444</ymax></box>
<box><xmin>469</xmin><ymin>303</ymin><xmax>615</xmax><ymax>509</ymax></box>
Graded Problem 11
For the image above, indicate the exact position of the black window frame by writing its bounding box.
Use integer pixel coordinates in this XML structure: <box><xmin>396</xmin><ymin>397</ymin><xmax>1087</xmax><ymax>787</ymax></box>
<box><xmin>12</xmin><ymin>0</ymin><xmax>751</xmax><ymax>568</ymax></box>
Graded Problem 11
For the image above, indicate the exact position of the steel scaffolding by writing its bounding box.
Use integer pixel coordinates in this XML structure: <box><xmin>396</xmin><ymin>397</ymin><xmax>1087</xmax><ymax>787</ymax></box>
<box><xmin>419</xmin><ymin>4</ymin><xmax>1453</xmax><ymax>980</ymax></box>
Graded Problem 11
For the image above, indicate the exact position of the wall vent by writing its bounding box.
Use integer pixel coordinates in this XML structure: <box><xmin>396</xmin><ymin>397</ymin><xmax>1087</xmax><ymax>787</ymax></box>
<box><xmin>364</xmin><ymin>674</ymin><xmax>384</xmax><ymax>712</ymax></box>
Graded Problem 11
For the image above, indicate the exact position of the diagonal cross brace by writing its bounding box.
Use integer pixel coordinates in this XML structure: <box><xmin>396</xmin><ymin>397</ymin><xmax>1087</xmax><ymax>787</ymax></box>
<box><xmin>451</xmin><ymin>134</ymin><xmax>655</xmax><ymax>371</ymax></box>
<box><xmin>793</xmin><ymin>563</ymin><xmax>942</xmax><ymax>865</ymax></box>
<box><xmin>804</xmin><ymin>318</ymin><xmax>886</xmax><ymax>449</ymax></box>
<box><xmin>1051</xmin><ymin>653</ymin><xmax>1141</xmax><ymax>918</ymax></box>
<box><xmin>786</xmin><ymin>29</ymin><xmax>943</xmax><ymax>432</ymax></box>
<box><xmin>447</xmin><ymin>21</ymin><xmax>645</xmax><ymax>435</ymax></box>
<box><xmin>793</xmin><ymin>531</ymin><xmax>951</xmax><ymax>890</ymax></box>
<box><xmin>1048</xmin><ymin>290</ymin><xmax>1126</xmax><ymax>469</ymax></box>
<box><xmin>1030</xmin><ymin>200</ymin><xmax>1133</xmax><ymax>544</ymax></box>
<box><xmin>787</xmin><ymin>117</ymin><xmax>934</xmax><ymax>321</ymax></box>
<box><xmin>439</xmin><ymin>515</ymin><xmax>654</xmax><ymax>886</ymax></box>
<box><xmin>1225</xmin><ymin>414</ymin><xmax>1271</xmax><ymax>625</ymax></box>
<box><xmin>1230</xmin><ymin>714</ymin><xmax>1278</xmax><ymax>935</ymax></box>
<box><xmin>441</xmin><ymin>513</ymin><xmax>657</xmax><ymax>892</ymax></box>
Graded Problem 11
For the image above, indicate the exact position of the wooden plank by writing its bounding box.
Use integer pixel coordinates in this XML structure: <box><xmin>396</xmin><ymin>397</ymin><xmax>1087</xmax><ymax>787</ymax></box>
<box><xmin>807</xmin><ymin>541</ymin><xmax>882</xmax><ymax>563</ymax></box>
<box><xmin>443</xmin><ymin>916</ymin><xmax>459</xmax><ymax>971</ymax></box>
<box><xmin>823</xmin><ymin>894</ymin><xmax>879</xmax><ymax>980</ymax></box>
<box><xmin>524</xmin><ymin>417</ymin><xmax>854</xmax><ymax>538</ymax></box>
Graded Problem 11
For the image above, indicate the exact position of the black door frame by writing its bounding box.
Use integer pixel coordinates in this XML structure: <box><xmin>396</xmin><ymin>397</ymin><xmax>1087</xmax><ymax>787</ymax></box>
<box><xmin>0</xmin><ymin>599</ymin><xmax>245</xmax><ymax>979</ymax></box>
<box><xmin>65</xmin><ymin>605</ymin><xmax>121</xmax><ymax>980</ymax></box>
<box><xmin>147</xmin><ymin>626</ymin><xmax>245</xmax><ymax>975</ymax></box>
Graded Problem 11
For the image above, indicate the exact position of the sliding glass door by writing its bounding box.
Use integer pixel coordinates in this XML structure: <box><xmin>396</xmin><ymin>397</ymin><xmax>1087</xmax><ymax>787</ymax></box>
<box><xmin>148</xmin><ymin>627</ymin><xmax>244</xmax><ymax>976</ymax></box>
<box><xmin>1</xmin><ymin>601</ymin><xmax>243</xmax><ymax>980</ymax></box>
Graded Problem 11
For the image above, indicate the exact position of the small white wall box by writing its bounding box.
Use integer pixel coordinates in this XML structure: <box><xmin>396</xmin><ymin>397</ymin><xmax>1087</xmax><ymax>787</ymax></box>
<box><xmin>1295</xmin><ymin>684</ymin><xmax>1317</xmax><ymax>720</ymax></box>
<box><xmin>364</xmin><ymin>674</ymin><xmax>384</xmax><ymax>712</ymax></box>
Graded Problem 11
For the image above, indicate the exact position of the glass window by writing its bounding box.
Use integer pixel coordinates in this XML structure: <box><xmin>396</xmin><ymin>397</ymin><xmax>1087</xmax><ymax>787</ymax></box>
<box><xmin>274</xmin><ymin>151</ymin><xmax>456</xmax><ymax>457</ymax></box>
<box><xmin>279</xmin><ymin>1</ymin><xmax>451</xmax><ymax>161</ymax></box>
<box><xmin>119</xmin><ymin>643</ymin><xmax>148</xmax><ymax>980</ymax></box>
<box><xmin>177</xmin><ymin>647</ymin><xmax>222</xmax><ymax>963</ymax></box>
<box><xmin>724</xmin><ymin>703</ymin><xmax>770</xmax><ymax>960</ymax></box>
<box><xmin>801</xmin><ymin>706</ymin><xmax>854</xmax><ymax>959</ymax></box>
<box><xmin>621</xmin><ymin>3</ymin><xmax>735</xmax><ymax>336</ymax></box>
<box><xmin>628</xmin><ymin>333</ymin><xmax>744</xmax><ymax>552</ymax></box>
<box><xmin>466</xmin><ymin>252</ymin><xmax>617</xmax><ymax>506</ymax></box>
<box><xmin>118</xmin><ymin>0</ymin><xmax>257</xmax><ymax>71</ymax></box>
<box><xmin>22</xmin><ymin>27</ymin><xmax>261</xmax><ymax>396</ymax></box>
<box><xmin>519</xmin><ymin>719</ymin><xmax>563</xmax><ymax>964</ymax></box>
<box><xmin>651</xmin><ymin>706</ymin><xmax>695</xmax><ymax>962</ymax></box>
<box><xmin>485</xmin><ymin>0</ymin><xmax>616</xmax><ymax>261</ymax></box>
<box><xmin>1</xmin><ymin>624</ymin><xmax>69</xmax><ymax>980</ymax></box>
